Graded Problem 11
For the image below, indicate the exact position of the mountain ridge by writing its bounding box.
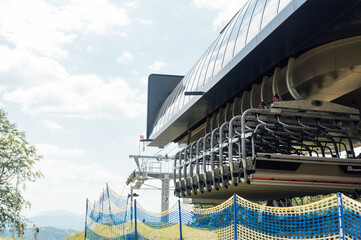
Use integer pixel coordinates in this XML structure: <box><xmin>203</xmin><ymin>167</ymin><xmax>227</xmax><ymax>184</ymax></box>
<box><xmin>29</xmin><ymin>210</ymin><xmax>84</xmax><ymax>231</ymax></box>
<box><xmin>30</xmin><ymin>209</ymin><xmax>83</xmax><ymax>218</ymax></box>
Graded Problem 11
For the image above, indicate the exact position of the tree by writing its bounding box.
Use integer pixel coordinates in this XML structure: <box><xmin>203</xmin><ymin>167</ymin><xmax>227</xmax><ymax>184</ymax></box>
<box><xmin>0</xmin><ymin>109</ymin><xmax>42</xmax><ymax>233</ymax></box>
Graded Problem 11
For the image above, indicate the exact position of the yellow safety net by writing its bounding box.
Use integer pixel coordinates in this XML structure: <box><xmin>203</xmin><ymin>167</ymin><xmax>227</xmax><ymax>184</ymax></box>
<box><xmin>85</xmin><ymin>192</ymin><xmax>361</xmax><ymax>239</ymax></box>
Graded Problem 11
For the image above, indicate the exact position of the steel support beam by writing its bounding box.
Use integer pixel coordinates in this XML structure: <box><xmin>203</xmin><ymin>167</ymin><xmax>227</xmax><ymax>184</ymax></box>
<box><xmin>286</xmin><ymin>57</ymin><xmax>303</xmax><ymax>100</ymax></box>
<box><xmin>260</xmin><ymin>76</ymin><xmax>269</xmax><ymax>103</ymax></box>
<box><xmin>161</xmin><ymin>177</ymin><xmax>170</xmax><ymax>212</ymax></box>
<box><xmin>272</xmin><ymin>67</ymin><xmax>281</xmax><ymax>99</ymax></box>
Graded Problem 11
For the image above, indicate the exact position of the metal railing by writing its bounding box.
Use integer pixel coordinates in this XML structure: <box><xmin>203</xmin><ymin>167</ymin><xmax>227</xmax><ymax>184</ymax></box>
<box><xmin>174</xmin><ymin>100</ymin><xmax>361</xmax><ymax>198</ymax></box>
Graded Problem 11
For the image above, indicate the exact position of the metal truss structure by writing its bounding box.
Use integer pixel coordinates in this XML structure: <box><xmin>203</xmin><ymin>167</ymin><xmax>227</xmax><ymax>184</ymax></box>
<box><xmin>127</xmin><ymin>155</ymin><xmax>173</xmax><ymax>212</ymax></box>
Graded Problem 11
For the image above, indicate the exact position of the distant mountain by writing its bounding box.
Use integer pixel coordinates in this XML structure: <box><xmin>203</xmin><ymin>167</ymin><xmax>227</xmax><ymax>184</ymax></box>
<box><xmin>0</xmin><ymin>210</ymin><xmax>84</xmax><ymax>239</ymax></box>
<box><xmin>29</xmin><ymin>210</ymin><xmax>84</xmax><ymax>231</ymax></box>
<box><xmin>1</xmin><ymin>227</ymin><xmax>77</xmax><ymax>240</ymax></box>
<box><xmin>32</xmin><ymin>209</ymin><xmax>82</xmax><ymax>218</ymax></box>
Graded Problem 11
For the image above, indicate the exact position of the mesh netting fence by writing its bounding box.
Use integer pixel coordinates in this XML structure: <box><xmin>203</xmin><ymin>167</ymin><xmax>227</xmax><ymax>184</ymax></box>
<box><xmin>85</xmin><ymin>191</ymin><xmax>361</xmax><ymax>240</ymax></box>
<box><xmin>93</xmin><ymin>184</ymin><xmax>128</xmax><ymax>210</ymax></box>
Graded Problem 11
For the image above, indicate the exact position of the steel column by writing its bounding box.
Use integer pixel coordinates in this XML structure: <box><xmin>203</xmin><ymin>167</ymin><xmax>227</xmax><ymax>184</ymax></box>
<box><xmin>337</xmin><ymin>193</ymin><xmax>345</xmax><ymax>240</ymax></box>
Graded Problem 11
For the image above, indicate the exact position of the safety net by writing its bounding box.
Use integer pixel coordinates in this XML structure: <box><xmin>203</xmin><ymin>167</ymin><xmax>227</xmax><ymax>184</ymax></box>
<box><xmin>85</xmin><ymin>191</ymin><xmax>361</xmax><ymax>239</ymax></box>
<box><xmin>93</xmin><ymin>184</ymin><xmax>128</xmax><ymax>211</ymax></box>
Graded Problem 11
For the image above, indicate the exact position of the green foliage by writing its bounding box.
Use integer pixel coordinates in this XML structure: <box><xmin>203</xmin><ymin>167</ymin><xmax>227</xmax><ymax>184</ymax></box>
<box><xmin>291</xmin><ymin>193</ymin><xmax>335</xmax><ymax>206</ymax></box>
<box><xmin>63</xmin><ymin>231</ymin><xmax>85</xmax><ymax>240</ymax></box>
<box><xmin>193</xmin><ymin>204</ymin><xmax>215</xmax><ymax>209</ymax></box>
<box><xmin>0</xmin><ymin>109</ymin><xmax>42</xmax><ymax>233</ymax></box>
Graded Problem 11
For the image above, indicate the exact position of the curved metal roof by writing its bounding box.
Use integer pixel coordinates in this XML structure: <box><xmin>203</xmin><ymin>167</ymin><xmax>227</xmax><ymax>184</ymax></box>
<box><xmin>150</xmin><ymin>0</ymin><xmax>294</xmax><ymax>138</ymax></box>
<box><xmin>148</xmin><ymin>0</ymin><xmax>361</xmax><ymax>146</ymax></box>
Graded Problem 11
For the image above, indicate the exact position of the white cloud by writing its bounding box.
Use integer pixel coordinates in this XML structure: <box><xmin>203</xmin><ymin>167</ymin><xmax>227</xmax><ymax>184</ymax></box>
<box><xmin>43</xmin><ymin>119</ymin><xmax>66</xmax><ymax>133</ymax></box>
<box><xmin>148</xmin><ymin>60</ymin><xmax>167</xmax><ymax>72</ymax></box>
<box><xmin>0</xmin><ymin>0</ymin><xmax>130</xmax><ymax>58</ymax></box>
<box><xmin>35</xmin><ymin>143</ymin><xmax>85</xmax><ymax>158</ymax></box>
<box><xmin>0</xmin><ymin>46</ymin><xmax>67</xmax><ymax>86</ymax></box>
<box><xmin>117</xmin><ymin>51</ymin><xmax>134</xmax><ymax>64</ymax></box>
<box><xmin>141</xmin><ymin>77</ymin><xmax>148</xmax><ymax>86</ymax></box>
<box><xmin>25</xmin><ymin>142</ymin><xmax>181</xmax><ymax>216</ymax></box>
<box><xmin>61</xmin><ymin>0</ymin><xmax>131</xmax><ymax>35</ymax></box>
<box><xmin>193</xmin><ymin>0</ymin><xmax>245</xmax><ymax>28</ymax></box>
<box><xmin>124</xmin><ymin>2</ymin><xmax>138</xmax><ymax>8</ymax></box>
<box><xmin>113</xmin><ymin>32</ymin><xmax>128</xmax><ymax>38</ymax></box>
<box><xmin>137</xmin><ymin>19</ymin><xmax>154</xmax><ymax>25</ymax></box>
<box><xmin>24</xmin><ymin>158</ymin><xmax>125</xmax><ymax>215</ymax></box>
<box><xmin>86</xmin><ymin>45</ymin><xmax>94</xmax><ymax>52</ymax></box>
<box><xmin>0</xmin><ymin>0</ymin><xmax>144</xmax><ymax>119</ymax></box>
<box><xmin>3</xmin><ymin>75</ymin><xmax>146</xmax><ymax>119</ymax></box>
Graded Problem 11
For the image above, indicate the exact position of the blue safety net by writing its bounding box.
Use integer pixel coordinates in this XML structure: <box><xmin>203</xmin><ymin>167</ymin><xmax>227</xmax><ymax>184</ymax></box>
<box><xmin>85</xmin><ymin>187</ymin><xmax>361</xmax><ymax>240</ymax></box>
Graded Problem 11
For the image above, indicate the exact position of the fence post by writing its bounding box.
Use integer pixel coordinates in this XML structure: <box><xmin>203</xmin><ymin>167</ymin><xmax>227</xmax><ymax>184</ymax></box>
<box><xmin>178</xmin><ymin>200</ymin><xmax>183</xmax><ymax>240</ymax></box>
<box><xmin>134</xmin><ymin>199</ymin><xmax>138</xmax><ymax>239</ymax></box>
<box><xmin>337</xmin><ymin>193</ymin><xmax>345</xmax><ymax>240</ymax></box>
<box><xmin>84</xmin><ymin>198</ymin><xmax>88</xmax><ymax>240</ymax></box>
<box><xmin>233</xmin><ymin>194</ymin><xmax>237</xmax><ymax>240</ymax></box>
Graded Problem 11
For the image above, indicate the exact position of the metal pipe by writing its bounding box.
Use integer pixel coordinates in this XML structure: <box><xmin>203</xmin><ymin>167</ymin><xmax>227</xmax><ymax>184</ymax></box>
<box><xmin>228</xmin><ymin>116</ymin><xmax>242</xmax><ymax>184</ymax></box>
<box><xmin>189</xmin><ymin>142</ymin><xmax>197</xmax><ymax>177</ymax></box>
<box><xmin>203</xmin><ymin>133</ymin><xmax>212</xmax><ymax>174</ymax></box>
<box><xmin>219</xmin><ymin>122</ymin><xmax>232</xmax><ymax>184</ymax></box>
<box><xmin>183</xmin><ymin>146</ymin><xmax>189</xmax><ymax>180</ymax></box>
<box><xmin>240</xmin><ymin>108</ymin><xmax>270</xmax><ymax>183</ymax></box>
<box><xmin>219</xmin><ymin>122</ymin><xmax>229</xmax><ymax>168</ymax></box>
<box><xmin>210</xmin><ymin>127</ymin><xmax>219</xmax><ymax>169</ymax></box>
<box><xmin>174</xmin><ymin>152</ymin><xmax>178</xmax><ymax>185</ymax></box>
<box><xmin>196</xmin><ymin>137</ymin><xmax>204</xmax><ymax>175</ymax></box>
<box><xmin>178</xmin><ymin>150</ymin><xmax>183</xmax><ymax>183</ymax></box>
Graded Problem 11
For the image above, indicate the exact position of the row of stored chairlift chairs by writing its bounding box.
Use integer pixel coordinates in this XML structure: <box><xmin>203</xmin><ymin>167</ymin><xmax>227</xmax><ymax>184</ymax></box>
<box><xmin>173</xmin><ymin>98</ymin><xmax>361</xmax><ymax>198</ymax></box>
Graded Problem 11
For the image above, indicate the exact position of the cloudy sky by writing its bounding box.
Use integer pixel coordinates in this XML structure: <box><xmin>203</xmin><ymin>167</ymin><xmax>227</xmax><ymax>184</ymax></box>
<box><xmin>0</xmin><ymin>0</ymin><xmax>246</xmax><ymax>216</ymax></box>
